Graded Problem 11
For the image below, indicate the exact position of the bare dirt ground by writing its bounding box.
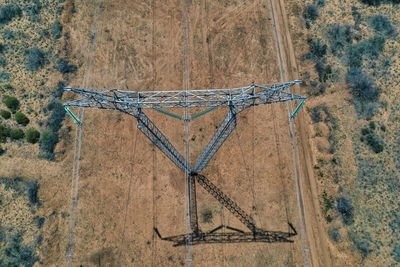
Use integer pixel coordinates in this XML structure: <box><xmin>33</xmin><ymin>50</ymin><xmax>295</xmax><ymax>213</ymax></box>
<box><xmin>38</xmin><ymin>0</ymin><xmax>328</xmax><ymax>266</ymax></box>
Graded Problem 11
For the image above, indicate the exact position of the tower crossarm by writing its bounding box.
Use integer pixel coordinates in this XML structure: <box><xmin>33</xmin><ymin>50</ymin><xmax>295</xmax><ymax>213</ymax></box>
<box><xmin>63</xmin><ymin>81</ymin><xmax>304</xmax><ymax>110</ymax></box>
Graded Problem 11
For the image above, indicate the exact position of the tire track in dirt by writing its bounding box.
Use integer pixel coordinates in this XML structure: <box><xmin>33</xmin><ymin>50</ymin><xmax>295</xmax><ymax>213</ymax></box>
<box><xmin>267</xmin><ymin>0</ymin><xmax>332</xmax><ymax>266</ymax></box>
<box><xmin>182</xmin><ymin>0</ymin><xmax>193</xmax><ymax>265</ymax></box>
<box><xmin>151</xmin><ymin>1</ymin><xmax>158</xmax><ymax>266</ymax></box>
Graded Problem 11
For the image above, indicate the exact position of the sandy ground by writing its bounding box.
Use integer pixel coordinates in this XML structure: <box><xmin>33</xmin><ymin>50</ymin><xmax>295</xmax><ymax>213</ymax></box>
<box><xmin>36</xmin><ymin>0</ymin><xmax>327</xmax><ymax>265</ymax></box>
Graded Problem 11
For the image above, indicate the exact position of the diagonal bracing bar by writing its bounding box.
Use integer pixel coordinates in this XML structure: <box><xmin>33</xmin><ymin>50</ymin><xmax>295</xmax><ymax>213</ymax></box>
<box><xmin>130</xmin><ymin>109</ymin><xmax>190</xmax><ymax>173</ymax></box>
<box><xmin>193</xmin><ymin>106</ymin><xmax>237</xmax><ymax>173</ymax></box>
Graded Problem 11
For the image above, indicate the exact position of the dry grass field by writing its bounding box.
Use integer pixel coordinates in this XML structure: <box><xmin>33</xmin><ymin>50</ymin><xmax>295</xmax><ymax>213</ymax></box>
<box><xmin>59</xmin><ymin>0</ymin><xmax>306</xmax><ymax>266</ymax></box>
<box><xmin>1</xmin><ymin>0</ymin><xmax>399</xmax><ymax>266</ymax></box>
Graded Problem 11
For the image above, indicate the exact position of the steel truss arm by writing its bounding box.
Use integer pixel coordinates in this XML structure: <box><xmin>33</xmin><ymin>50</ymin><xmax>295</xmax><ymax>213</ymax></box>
<box><xmin>193</xmin><ymin>106</ymin><xmax>238</xmax><ymax>173</ymax></box>
<box><xmin>129</xmin><ymin>109</ymin><xmax>190</xmax><ymax>173</ymax></box>
<box><xmin>63</xmin><ymin>81</ymin><xmax>305</xmax><ymax>110</ymax></box>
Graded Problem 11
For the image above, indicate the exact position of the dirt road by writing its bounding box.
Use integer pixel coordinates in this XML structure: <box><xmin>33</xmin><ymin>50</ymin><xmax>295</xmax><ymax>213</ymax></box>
<box><xmin>267</xmin><ymin>0</ymin><xmax>333</xmax><ymax>266</ymax></box>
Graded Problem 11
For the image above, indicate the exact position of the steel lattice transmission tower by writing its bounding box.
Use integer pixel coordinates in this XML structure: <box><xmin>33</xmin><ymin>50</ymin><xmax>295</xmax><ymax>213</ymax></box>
<box><xmin>64</xmin><ymin>81</ymin><xmax>306</xmax><ymax>245</ymax></box>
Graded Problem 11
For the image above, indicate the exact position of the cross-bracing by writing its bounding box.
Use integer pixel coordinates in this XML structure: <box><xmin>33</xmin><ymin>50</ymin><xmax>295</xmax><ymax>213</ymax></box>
<box><xmin>64</xmin><ymin>81</ymin><xmax>305</xmax><ymax>246</ymax></box>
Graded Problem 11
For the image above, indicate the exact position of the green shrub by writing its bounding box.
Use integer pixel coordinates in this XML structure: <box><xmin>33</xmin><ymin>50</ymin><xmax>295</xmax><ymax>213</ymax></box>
<box><xmin>351</xmin><ymin>232</ymin><xmax>371</xmax><ymax>258</ymax></box>
<box><xmin>57</xmin><ymin>58</ymin><xmax>77</xmax><ymax>74</ymax></box>
<box><xmin>25</xmin><ymin>47</ymin><xmax>47</xmax><ymax>71</ymax></box>
<box><xmin>307</xmin><ymin>80</ymin><xmax>326</xmax><ymax>96</ymax></box>
<box><xmin>15</xmin><ymin>112</ymin><xmax>29</xmax><ymax>126</ymax></box>
<box><xmin>24</xmin><ymin>0</ymin><xmax>41</xmax><ymax>19</ymax></box>
<box><xmin>0</xmin><ymin>83</ymin><xmax>13</xmax><ymax>91</ymax></box>
<box><xmin>25</xmin><ymin>128</ymin><xmax>40</xmax><ymax>144</ymax></box>
<box><xmin>0</xmin><ymin>110</ymin><xmax>11</xmax><ymax>119</ymax></box>
<box><xmin>304</xmin><ymin>4</ymin><xmax>318</xmax><ymax>21</ymax></box>
<box><xmin>52</xmin><ymin>20</ymin><xmax>63</xmax><ymax>39</ymax></box>
<box><xmin>10</xmin><ymin>129</ymin><xmax>24</xmax><ymax>140</ymax></box>
<box><xmin>365</xmin><ymin>133</ymin><xmax>384</xmax><ymax>153</ymax></box>
<box><xmin>309</xmin><ymin>39</ymin><xmax>327</xmax><ymax>58</ymax></box>
<box><xmin>327</xmin><ymin>24</ymin><xmax>354</xmax><ymax>54</ymax></box>
<box><xmin>337</xmin><ymin>197</ymin><xmax>354</xmax><ymax>225</ymax></box>
<box><xmin>0</xmin><ymin>145</ymin><xmax>4</xmax><ymax>155</ymax></box>
<box><xmin>0</xmin><ymin>4</ymin><xmax>22</xmax><ymax>25</ymax></box>
<box><xmin>370</xmin><ymin>15</ymin><xmax>395</xmax><ymax>36</ymax></box>
<box><xmin>322</xmin><ymin>191</ymin><xmax>333</xmax><ymax>214</ymax></box>
<box><xmin>1</xmin><ymin>29</ymin><xmax>15</xmax><ymax>41</ymax></box>
<box><xmin>26</xmin><ymin>180</ymin><xmax>39</xmax><ymax>205</ymax></box>
<box><xmin>0</xmin><ymin>124</ymin><xmax>9</xmax><ymax>143</ymax></box>
<box><xmin>358</xmin><ymin>36</ymin><xmax>386</xmax><ymax>59</ymax></box>
<box><xmin>328</xmin><ymin>228</ymin><xmax>340</xmax><ymax>242</ymax></box>
<box><xmin>3</xmin><ymin>96</ymin><xmax>19</xmax><ymax>112</ymax></box>
<box><xmin>347</xmin><ymin>45</ymin><xmax>363</xmax><ymax>68</ymax></box>
<box><xmin>346</xmin><ymin>68</ymin><xmax>381</xmax><ymax>101</ymax></box>
<box><xmin>0</xmin><ymin>232</ymin><xmax>38</xmax><ymax>266</ymax></box>
<box><xmin>369</xmin><ymin>121</ymin><xmax>376</xmax><ymax>130</ymax></box>
<box><xmin>352</xmin><ymin>7</ymin><xmax>361</xmax><ymax>27</ymax></box>
<box><xmin>311</xmin><ymin>104</ymin><xmax>329</xmax><ymax>123</ymax></box>
<box><xmin>46</xmin><ymin>100</ymin><xmax>66</xmax><ymax>132</ymax></box>
<box><xmin>361</xmin><ymin>127</ymin><xmax>372</xmax><ymax>136</ymax></box>
<box><xmin>54</xmin><ymin>81</ymin><xmax>66</xmax><ymax>98</ymax></box>
<box><xmin>315</xmin><ymin>62</ymin><xmax>331</xmax><ymax>82</ymax></box>
<box><xmin>39</xmin><ymin>131</ymin><xmax>58</xmax><ymax>154</ymax></box>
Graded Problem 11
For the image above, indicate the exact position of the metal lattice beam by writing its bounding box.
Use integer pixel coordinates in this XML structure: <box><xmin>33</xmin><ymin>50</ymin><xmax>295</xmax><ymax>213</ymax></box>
<box><xmin>193</xmin><ymin>107</ymin><xmax>237</xmax><ymax>173</ymax></box>
<box><xmin>126</xmin><ymin>109</ymin><xmax>190</xmax><ymax>173</ymax></box>
<box><xmin>63</xmin><ymin>81</ymin><xmax>304</xmax><ymax>110</ymax></box>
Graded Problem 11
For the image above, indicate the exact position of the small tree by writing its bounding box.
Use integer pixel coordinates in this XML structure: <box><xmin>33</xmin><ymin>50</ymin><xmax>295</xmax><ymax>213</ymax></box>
<box><xmin>346</xmin><ymin>68</ymin><xmax>381</xmax><ymax>101</ymax></box>
<box><xmin>0</xmin><ymin>110</ymin><xmax>11</xmax><ymax>119</ymax></box>
<box><xmin>337</xmin><ymin>197</ymin><xmax>354</xmax><ymax>225</ymax></box>
<box><xmin>370</xmin><ymin>15</ymin><xmax>395</xmax><ymax>36</ymax></box>
<box><xmin>39</xmin><ymin>131</ymin><xmax>58</xmax><ymax>153</ymax></box>
<box><xmin>25</xmin><ymin>128</ymin><xmax>40</xmax><ymax>144</ymax></box>
<box><xmin>0</xmin><ymin>4</ymin><xmax>22</xmax><ymax>25</ymax></box>
<box><xmin>15</xmin><ymin>112</ymin><xmax>29</xmax><ymax>126</ymax></box>
<box><xmin>3</xmin><ymin>96</ymin><xmax>19</xmax><ymax>112</ymax></box>
<box><xmin>10</xmin><ymin>129</ymin><xmax>24</xmax><ymax>140</ymax></box>
<box><xmin>25</xmin><ymin>47</ymin><xmax>47</xmax><ymax>71</ymax></box>
<box><xmin>365</xmin><ymin>133</ymin><xmax>384</xmax><ymax>153</ymax></box>
<box><xmin>304</xmin><ymin>4</ymin><xmax>318</xmax><ymax>21</ymax></box>
<box><xmin>309</xmin><ymin>40</ymin><xmax>327</xmax><ymax>58</ymax></box>
<box><xmin>0</xmin><ymin>124</ymin><xmax>9</xmax><ymax>143</ymax></box>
